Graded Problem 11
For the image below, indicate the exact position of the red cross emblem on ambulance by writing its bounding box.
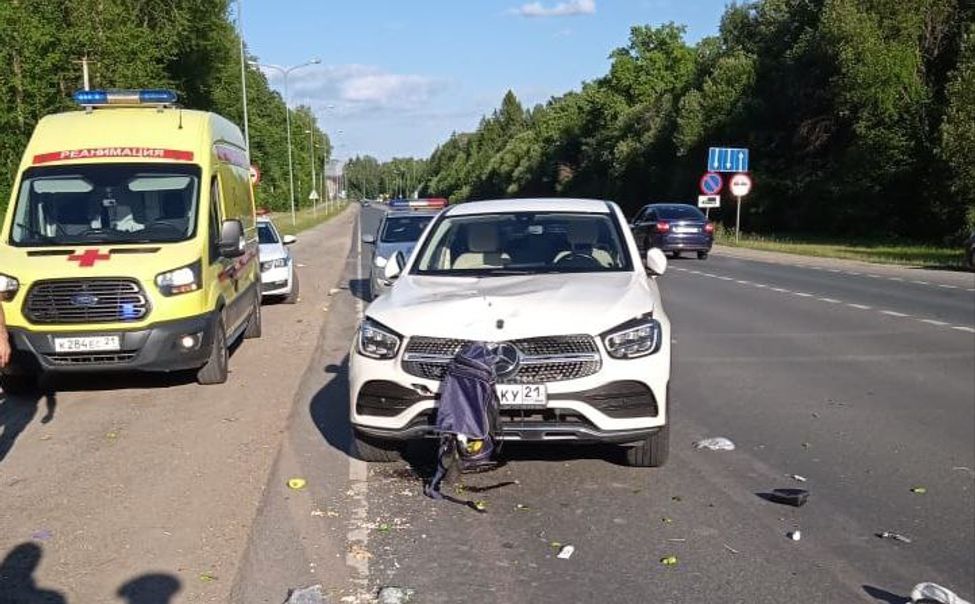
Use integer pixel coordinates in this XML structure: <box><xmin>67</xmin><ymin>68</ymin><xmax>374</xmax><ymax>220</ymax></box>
<box><xmin>68</xmin><ymin>249</ymin><xmax>111</xmax><ymax>267</ymax></box>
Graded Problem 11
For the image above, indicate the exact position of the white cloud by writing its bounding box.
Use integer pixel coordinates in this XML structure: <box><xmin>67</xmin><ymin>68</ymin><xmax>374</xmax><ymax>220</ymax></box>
<box><xmin>511</xmin><ymin>0</ymin><xmax>595</xmax><ymax>18</ymax></box>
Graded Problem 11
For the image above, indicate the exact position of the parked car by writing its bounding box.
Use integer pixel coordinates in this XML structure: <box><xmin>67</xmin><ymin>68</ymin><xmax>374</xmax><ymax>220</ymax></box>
<box><xmin>631</xmin><ymin>203</ymin><xmax>714</xmax><ymax>259</ymax></box>
<box><xmin>257</xmin><ymin>216</ymin><xmax>299</xmax><ymax>303</ymax></box>
<box><xmin>966</xmin><ymin>231</ymin><xmax>975</xmax><ymax>270</ymax></box>
<box><xmin>349</xmin><ymin>198</ymin><xmax>672</xmax><ymax>467</ymax></box>
<box><xmin>361</xmin><ymin>199</ymin><xmax>445</xmax><ymax>300</ymax></box>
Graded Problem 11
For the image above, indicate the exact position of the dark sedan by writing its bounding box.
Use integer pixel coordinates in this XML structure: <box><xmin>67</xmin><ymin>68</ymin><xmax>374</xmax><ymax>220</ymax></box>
<box><xmin>631</xmin><ymin>203</ymin><xmax>714</xmax><ymax>259</ymax></box>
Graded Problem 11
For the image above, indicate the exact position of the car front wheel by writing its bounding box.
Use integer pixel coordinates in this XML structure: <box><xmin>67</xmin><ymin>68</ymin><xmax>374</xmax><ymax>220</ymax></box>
<box><xmin>352</xmin><ymin>430</ymin><xmax>402</xmax><ymax>462</ymax></box>
<box><xmin>697</xmin><ymin>251</ymin><xmax>709</xmax><ymax>260</ymax></box>
<box><xmin>624</xmin><ymin>424</ymin><xmax>669</xmax><ymax>467</ymax></box>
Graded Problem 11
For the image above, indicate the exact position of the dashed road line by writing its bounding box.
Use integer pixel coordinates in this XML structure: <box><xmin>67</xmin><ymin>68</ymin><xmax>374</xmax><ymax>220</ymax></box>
<box><xmin>921</xmin><ymin>319</ymin><xmax>949</xmax><ymax>326</ymax></box>
<box><xmin>939</xmin><ymin>284</ymin><xmax>958</xmax><ymax>290</ymax></box>
<box><xmin>952</xmin><ymin>326</ymin><xmax>975</xmax><ymax>333</ymax></box>
<box><xmin>847</xmin><ymin>303</ymin><xmax>872</xmax><ymax>310</ymax></box>
<box><xmin>771</xmin><ymin>287</ymin><xmax>791</xmax><ymax>293</ymax></box>
<box><xmin>881</xmin><ymin>310</ymin><xmax>910</xmax><ymax>317</ymax></box>
<box><xmin>817</xmin><ymin>297</ymin><xmax>841</xmax><ymax>304</ymax></box>
<box><xmin>794</xmin><ymin>292</ymin><xmax>813</xmax><ymax>297</ymax></box>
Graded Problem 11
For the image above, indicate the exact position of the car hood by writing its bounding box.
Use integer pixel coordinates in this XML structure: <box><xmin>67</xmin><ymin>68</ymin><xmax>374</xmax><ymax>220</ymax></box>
<box><xmin>259</xmin><ymin>242</ymin><xmax>287</xmax><ymax>261</ymax></box>
<box><xmin>368</xmin><ymin>272</ymin><xmax>656</xmax><ymax>340</ymax></box>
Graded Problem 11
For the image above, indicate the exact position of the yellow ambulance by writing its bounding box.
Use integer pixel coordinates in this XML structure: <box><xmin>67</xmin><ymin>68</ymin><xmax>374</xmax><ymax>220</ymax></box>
<box><xmin>0</xmin><ymin>89</ymin><xmax>261</xmax><ymax>391</ymax></box>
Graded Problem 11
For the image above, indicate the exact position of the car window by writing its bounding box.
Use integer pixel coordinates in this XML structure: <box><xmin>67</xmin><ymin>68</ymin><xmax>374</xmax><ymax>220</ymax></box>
<box><xmin>380</xmin><ymin>216</ymin><xmax>432</xmax><ymax>243</ymax></box>
<box><xmin>413</xmin><ymin>211</ymin><xmax>631</xmax><ymax>275</ymax></box>
<box><xmin>654</xmin><ymin>205</ymin><xmax>705</xmax><ymax>220</ymax></box>
<box><xmin>257</xmin><ymin>222</ymin><xmax>279</xmax><ymax>244</ymax></box>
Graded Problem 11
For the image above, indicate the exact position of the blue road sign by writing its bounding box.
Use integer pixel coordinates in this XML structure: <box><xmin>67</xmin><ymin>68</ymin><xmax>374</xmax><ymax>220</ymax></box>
<box><xmin>700</xmin><ymin>172</ymin><xmax>723</xmax><ymax>195</ymax></box>
<box><xmin>708</xmin><ymin>147</ymin><xmax>749</xmax><ymax>173</ymax></box>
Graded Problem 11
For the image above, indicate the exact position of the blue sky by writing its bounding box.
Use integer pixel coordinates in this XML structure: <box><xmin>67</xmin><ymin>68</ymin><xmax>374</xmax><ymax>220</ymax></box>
<box><xmin>242</xmin><ymin>0</ymin><xmax>728</xmax><ymax>161</ymax></box>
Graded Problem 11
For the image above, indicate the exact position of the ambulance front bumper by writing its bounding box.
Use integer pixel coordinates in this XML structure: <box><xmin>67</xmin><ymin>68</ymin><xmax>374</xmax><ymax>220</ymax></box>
<box><xmin>4</xmin><ymin>311</ymin><xmax>219</xmax><ymax>374</ymax></box>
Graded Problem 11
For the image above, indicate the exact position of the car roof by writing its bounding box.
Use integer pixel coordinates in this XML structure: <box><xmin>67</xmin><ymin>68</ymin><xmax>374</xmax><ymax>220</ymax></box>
<box><xmin>445</xmin><ymin>198</ymin><xmax>613</xmax><ymax>216</ymax></box>
<box><xmin>385</xmin><ymin>210</ymin><xmax>440</xmax><ymax>218</ymax></box>
<box><xmin>645</xmin><ymin>203</ymin><xmax>699</xmax><ymax>208</ymax></box>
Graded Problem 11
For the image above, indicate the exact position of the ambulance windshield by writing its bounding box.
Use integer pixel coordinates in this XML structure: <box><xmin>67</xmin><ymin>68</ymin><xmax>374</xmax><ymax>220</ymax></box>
<box><xmin>9</xmin><ymin>163</ymin><xmax>201</xmax><ymax>246</ymax></box>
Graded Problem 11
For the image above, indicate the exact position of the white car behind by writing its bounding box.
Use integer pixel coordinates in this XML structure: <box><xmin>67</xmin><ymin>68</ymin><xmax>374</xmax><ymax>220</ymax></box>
<box><xmin>349</xmin><ymin>198</ymin><xmax>672</xmax><ymax>466</ymax></box>
<box><xmin>257</xmin><ymin>216</ymin><xmax>299</xmax><ymax>303</ymax></box>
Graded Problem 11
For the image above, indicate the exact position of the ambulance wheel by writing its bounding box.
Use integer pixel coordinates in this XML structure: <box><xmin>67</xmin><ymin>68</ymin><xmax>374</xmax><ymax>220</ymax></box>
<box><xmin>624</xmin><ymin>424</ymin><xmax>669</xmax><ymax>467</ymax></box>
<box><xmin>284</xmin><ymin>270</ymin><xmax>300</xmax><ymax>305</ymax></box>
<box><xmin>197</xmin><ymin>319</ymin><xmax>229</xmax><ymax>385</ymax></box>
<box><xmin>352</xmin><ymin>430</ymin><xmax>401</xmax><ymax>462</ymax></box>
<box><xmin>0</xmin><ymin>372</ymin><xmax>39</xmax><ymax>396</ymax></box>
<box><xmin>244</xmin><ymin>290</ymin><xmax>262</xmax><ymax>339</ymax></box>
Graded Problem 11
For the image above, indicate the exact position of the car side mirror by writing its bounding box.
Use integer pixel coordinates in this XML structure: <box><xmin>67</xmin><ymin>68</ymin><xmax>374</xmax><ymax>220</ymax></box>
<box><xmin>646</xmin><ymin>248</ymin><xmax>668</xmax><ymax>276</ymax></box>
<box><xmin>374</xmin><ymin>256</ymin><xmax>388</xmax><ymax>268</ymax></box>
<box><xmin>218</xmin><ymin>219</ymin><xmax>245</xmax><ymax>258</ymax></box>
<box><xmin>362</xmin><ymin>233</ymin><xmax>376</xmax><ymax>245</ymax></box>
<box><xmin>282</xmin><ymin>234</ymin><xmax>297</xmax><ymax>245</ymax></box>
<box><xmin>383</xmin><ymin>250</ymin><xmax>405</xmax><ymax>281</ymax></box>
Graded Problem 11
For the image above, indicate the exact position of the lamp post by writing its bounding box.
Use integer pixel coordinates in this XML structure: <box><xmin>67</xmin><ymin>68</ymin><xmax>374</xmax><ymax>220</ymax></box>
<box><xmin>249</xmin><ymin>57</ymin><xmax>320</xmax><ymax>226</ymax></box>
<box><xmin>235</xmin><ymin>0</ymin><xmax>250</xmax><ymax>155</ymax></box>
<box><xmin>304</xmin><ymin>129</ymin><xmax>318</xmax><ymax>215</ymax></box>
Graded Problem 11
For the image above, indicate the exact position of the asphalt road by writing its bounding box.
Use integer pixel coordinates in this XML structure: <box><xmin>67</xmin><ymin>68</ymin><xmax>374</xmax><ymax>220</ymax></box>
<box><xmin>328</xmin><ymin>206</ymin><xmax>974</xmax><ymax>603</ymax></box>
<box><xmin>3</xmin><ymin>204</ymin><xmax>971</xmax><ymax>603</ymax></box>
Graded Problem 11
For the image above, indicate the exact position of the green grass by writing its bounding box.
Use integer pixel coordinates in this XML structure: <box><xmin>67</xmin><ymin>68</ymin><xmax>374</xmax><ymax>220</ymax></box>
<box><xmin>266</xmin><ymin>201</ymin><xmax>349</xmax><ymax>237</ymax></box>
<box><xmin>714</xmin><ymin>227</ymin><xmax>966</xmax><ymax>269</ymax></box>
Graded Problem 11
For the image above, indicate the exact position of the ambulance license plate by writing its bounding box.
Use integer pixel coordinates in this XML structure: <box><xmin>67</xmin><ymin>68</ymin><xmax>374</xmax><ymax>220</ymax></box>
<box><xmin>54</xmin><ymin>335</ymin><xmax>121</xmax><ymax>353</ymax></box>
<box><xmin>497</xmin><ymin>384</ymin><xmax>547</xmax><ymax>408</ymax></box>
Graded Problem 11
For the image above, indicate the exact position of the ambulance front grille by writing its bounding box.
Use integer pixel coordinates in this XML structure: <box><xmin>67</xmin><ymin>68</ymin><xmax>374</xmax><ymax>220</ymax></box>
<box><xmin>24</xmin><ymin>278</ymin><xmax>150</xmax><ymax>324</ymax></box>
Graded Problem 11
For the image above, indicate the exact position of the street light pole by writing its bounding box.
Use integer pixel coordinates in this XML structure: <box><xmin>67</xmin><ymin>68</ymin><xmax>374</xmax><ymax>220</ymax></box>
<box><xmin>235</xmin><ymin>0</ymin><xmax>250</xmax><ymax>155</ymax></box>
<box><xmin>249</xmin><ymin>58</ymin><xmax>320</xmax><ymax>226</ymax></box>
<box><xmin>305</xmin><ymin>129</ymin><xmax>317</xmax><ymax>216</ymax></box>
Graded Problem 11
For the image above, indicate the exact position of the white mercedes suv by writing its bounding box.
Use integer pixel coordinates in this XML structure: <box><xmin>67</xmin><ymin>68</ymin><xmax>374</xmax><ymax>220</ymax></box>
<box><xmin>349</xmin><ymin>198</ymin><xmax>672</xmax><ymax>466</ymax></box>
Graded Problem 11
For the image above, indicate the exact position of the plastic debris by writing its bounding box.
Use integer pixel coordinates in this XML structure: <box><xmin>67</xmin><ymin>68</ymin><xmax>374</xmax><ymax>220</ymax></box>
<box><xmin>473</xmin><ymin>500</ymin><xmax>487</xmax><ymax>511</ymax></box>
<box><xmin>287</xmin><ymin>478</ymin><xmax>307</xmax><ymax>490</ymax></box>
<box><xmin>516</xmin><ymin>504</ymin><xmax>531</xmax><ymax>511</ymax></box>
<box><xmin>30</xmin><ymin>530</ymin><xmax>52</xmax><ymax>542</ymax></box>
<box><xmin>285</xmin><ymin>584</ymin><xmax>326</xmax><ymax>604</ymax></box>
<box><xmin>787</xmin><ymin>474</ymin><xmax>808</xmax><ymax>482</ymax></box>
<box><xmin>910</xmin><ymin>582</ymin><xmax>972</xmax><ymax>604</ymax></box>
<box><xmin>910</xmin><ymin>486</ymin><xmax>927</xmax><ymax>495</ymax></box>
<box><xmin>877</xmin><ymin>531</ymin><xmax>912</xmax><ymax>544</ymax></box>
<box><xmin>661</xmin><ymin>517</ymin><xmax>673</xmax><ymax>524</ymax></box>
<box><xmin>660</xmin><ymin>555</ymin><xmax>678</xmax><ymax>566</ymax></box>
<box><xmin>199</xmin><ymin>572</ymin><xmax>217</xmax><ymax>582</ymax></box>
<box><xmin>769</xmin><ymin>488</ymin><xmax>809</xmax><ymax>507</ymax></box>
<box><xmin>377</xmin><ymin>586</ymin><xmax>417</xmax><ymax>604</ymax></box>
<box><xmin>556</xmin><ymin>545</ymin><xmax>575</xmax><ymax>560</ymax></box>
<box><xmin>666</xmin><ymin>538</ymin><xmax>686</xmax><ymax>543</ymax></box>
<box><xmin>723</xmin><ymin>543</ymin><xmax>739</xmax><ymax>554</ymax></box>
<box><xmin>693</xmin><ymin>437</ymin><xmax>735</xmax><ymax>451</ymax></box>
<box><xmin>349</xmin><ymin>543</ymin><xmax>372</xmax><ymax>561</ymax></box>
<box><xmin>788</xmin><ymin>530</ymin><xmax>801</xmax><ymax>541</ymax></box>
<box><xmin>328</xmin><ymin>288</ymin><xmax>341</xmax><ymax>296</ymax></box>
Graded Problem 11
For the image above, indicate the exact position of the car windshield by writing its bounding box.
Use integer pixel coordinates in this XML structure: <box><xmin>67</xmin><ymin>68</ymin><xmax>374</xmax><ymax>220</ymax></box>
<box><xmin>413</xmin><ymin>211</ymin><xmax>631</xmax><ymax>276</ymax></box>
<box><xmin>380</xmin><ymin>215</ymin><xmax>432</xmax><ymax>243</ymax></box>
<box><xmin>257</xmin><ymin>222</ymin><xmax>279</xmax><ymax>244</ymax></box>
<box><xmin>653</xmin><ymin>205</ymin><xmax>705</xmax><ymax>220</ymax></box>
<box><xmin>10</xmin><ymin>163</ymin><xmax>201</xmax><ymax>246</ymax></box>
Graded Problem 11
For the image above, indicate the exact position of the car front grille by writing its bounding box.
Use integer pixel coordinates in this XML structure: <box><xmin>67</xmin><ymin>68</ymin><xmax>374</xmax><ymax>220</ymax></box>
<box><xmin>44</xmin><ymin>352</ymin><xmax>138</xmax><ymax>366</ymax></box>
<box><xmin>402</xmin><ymin>334</ymin><xmax>601</xmax><ymax>384</ymax></box>
<box><xmin>24</xmin><ymin>278</ymin><xmax>149</xmax><ymax>325</ymax></box>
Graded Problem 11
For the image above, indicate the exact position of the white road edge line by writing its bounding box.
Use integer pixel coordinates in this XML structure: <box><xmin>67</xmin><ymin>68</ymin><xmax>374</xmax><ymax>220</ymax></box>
<box><xmin>794</xmin><ymin>292</ymin><xmax>813</xmax><ymax>297</ymax></box>
<box><xmin>952</xmin><ymin>326</ymin><xmax>975</xmax><ymax>333</ymax></box>
<box><xmin>347</xmin><ymin>213</ymin><xmax>370</xmax><ymax>581</ymax></box>
<box><xmin>880</xmin><ymin>310</ymin><xmax>910</xmax><ymax>317</ymax></box>
<box><xmin>817</xmin><ymin>297</ymin><xmax>841</xmax><ymax>303</ymax></box>
<box><xmin>847</xmin><ymin>303</ymin><xmax>871</xmax><ymax>310</ymax></box>
<box><xmin>921</xmin><ymin>319</ymin><xmax>949</xmax><ymax>326</ymax></box>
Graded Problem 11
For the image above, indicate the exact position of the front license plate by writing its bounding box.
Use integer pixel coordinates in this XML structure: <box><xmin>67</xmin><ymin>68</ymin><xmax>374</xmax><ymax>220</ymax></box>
<box><xmin>53</xmin><ymin>335</ymin><xmax>121</xmax><ymax>353</ymax></box>
<box><xmin>674</xmin><ymin>226</ymin><xmax>699</xmax><ymax>234</ymax></box>
<box><xmin>497</xmin><ymin>384</ymin><xmax>547</xmax><ymax>407</ymax></box>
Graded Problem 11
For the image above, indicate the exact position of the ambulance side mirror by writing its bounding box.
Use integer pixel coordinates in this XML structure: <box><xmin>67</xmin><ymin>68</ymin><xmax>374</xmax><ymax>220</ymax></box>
<box><xmin>219</xmin><ymin>219</ymin><xmax>245</xmax><ymax>258</ymax></box>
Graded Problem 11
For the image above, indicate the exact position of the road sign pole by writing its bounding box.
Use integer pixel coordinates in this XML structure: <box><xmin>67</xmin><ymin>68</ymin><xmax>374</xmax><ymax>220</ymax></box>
<box><xmin>735</xmin><ymin>196</ymin><xmax>741</xmax><ymax>243</ymax></box>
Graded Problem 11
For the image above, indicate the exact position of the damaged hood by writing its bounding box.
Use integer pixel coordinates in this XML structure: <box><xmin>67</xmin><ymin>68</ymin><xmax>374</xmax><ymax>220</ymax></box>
<box><xmin>367</xmin><ymin>272</ymin><xmax>657</xmax><ymax>341</ymax></box>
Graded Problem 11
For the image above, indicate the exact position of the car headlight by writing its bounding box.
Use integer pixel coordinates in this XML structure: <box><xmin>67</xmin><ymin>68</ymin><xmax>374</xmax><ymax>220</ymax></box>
<box><xmin>155</xmin><ymin>260</ymin><xmax>201</xmax><ymax>296</ymax></box>
<box><xmin>357</xmin><ymin>318</ymin><xmax>402</xmax><ymax>360</ymax></box>
<box><xmin>0</xmin><ymin>273</ymin><xmax>20</xmax><ymax>302</ymax></box>
<box><xmin>374</xmin><ymin>255</ymin><xmax>388</xmax><ymax>268</ymax></box>
<box><xmin>602</xmin><ymin>316</ymin><xmax>663</xmax><ymax>359</ymax></box>
<box><xmin>260</xmin><ymin>257</ymin><xmax>289</xmax><ymax>272</ymax></box>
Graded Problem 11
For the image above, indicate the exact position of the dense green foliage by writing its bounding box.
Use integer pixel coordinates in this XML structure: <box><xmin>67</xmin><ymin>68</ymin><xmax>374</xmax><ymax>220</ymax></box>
<box><xmin>422</xmin><ymin>0</ymin><xmax>975</xmax><ymax>243</ymax></box>
<box><xmin>345</xmin><ymin>155</ymin><xmax>428</xmax><ymax>200</ymax></box>
<box><xmin>0</xmin><ymin>0</ymin><xmax>329</xmax><ymax>213</ymax></box>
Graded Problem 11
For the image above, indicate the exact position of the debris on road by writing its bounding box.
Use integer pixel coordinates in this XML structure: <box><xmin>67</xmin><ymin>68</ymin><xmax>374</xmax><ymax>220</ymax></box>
<box><xmin>310</xmin><ymin>508</ymin><xmax>339</xmax><ymax>518</ymax></box>
<box><xmin>199</xmin><ymin>572</ymin><xmax>217</xmax><ymax>582</ymax></box>
<box><xmin>910</xmin><ymin>486</ymin><xmax>927</xmax><ymax>495</ymax></box>
<box><xmin>660</xmin><ymin>555</ymin><xmax>679</xmax><ymax>566</ymax></box>
<box><xmin>952</xmin><ymin>466</ymin><xmax>974</xmax><ymax>476</ymax></box>
<box><xmin>910</xmin><ymin>582</ymin><xmax>972</xmax><ymax>604</ymax></box>
<box><xmin>787</xmin><ymin>530</ymin><xmax>801</xmax><ymax>541</ymax></box>
<box><xmin>787</xmin><ymin>474</ymin><xmax>808</xmax><ymax>482</ymax></box>
<box><xmin>666</xmin><ymin>538</ymin><xmax>687</xmax><ymax>543</ymax></box>
<box><xmin>723</xmin><ymin>543</ymin><xmax>739</xmax><ymax>554</ymax></box>
<box><xmin>285</xmin><ymin>584</ymin><xmax>326</xmax><ymax>604</ymax></box>
<box><xmin>661</xmin><ymin>517</ymin><xmax>673</xmax><ymax>523</ymax></box>
<box><xmin>769</xmin><ymin>488</ymin><xmax>809</xmax><ymax>507</ymax></box>
<box><xmin>349</xmin><ymin>543</ymin><xmax>372</xmax><ymax>561</ymax></box>
<box><xmin>693</xmin><ymin>437</ymin><xmax>735</xmax><ymax>451</ymax></box>
<box><xmin>556</xmin><ymin>545</ymin><xmax>575</xmax><ymax>559</ymax></box>
<box><xmin>328</xmin><ymin>288</ymin><xmax>341</xmax><ymax>296</ymax></box>
<box><xmin>877</xmin><ymin>531</ymin><xmax>912</xmax><ymax>544</ymax></box>
<box><xmin>473</xmin><ymin>500</ymin><xmax>487</xmax><ymax>512</ymax></box>
<box><xmin>377</xmin><ymin>586</ymin><xmax>417</xmax><ymax>604</ymax></box>
<box><xmin>287</xmin><ymin>478</ymin><xmax>307</xmax><ymax>490</ymax></box>
<box><xmin>515</xmin><ymin>503</ymin><xmax>531</xmax><ymax>511</ymax></box>
<box><xmin>30</xmin><ymin>529</ymin><xmax>52</xmax><ymax>542</ymax></box>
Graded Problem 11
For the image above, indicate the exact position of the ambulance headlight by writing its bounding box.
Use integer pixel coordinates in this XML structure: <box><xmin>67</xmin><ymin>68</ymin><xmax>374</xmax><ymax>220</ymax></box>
<box><xmin>0</xmin><ymin>273</ymin><xmax>20</xmax><ymax>301</ymax></box>
<box><xmin>356</xmin><ymin>318</ymin><xmax>402</xmax><ymax>360</ymax></box>
<box><xmin>155</xmin><ymin>261</ymin><xmax>201</xmax><ymax>296</ymax></box>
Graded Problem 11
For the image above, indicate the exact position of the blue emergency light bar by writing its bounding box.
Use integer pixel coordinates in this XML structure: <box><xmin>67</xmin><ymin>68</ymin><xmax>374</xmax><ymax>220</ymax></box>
<box><xmin>72</xmin><ymin>89</ymin><xmax>178</xmax><ymax>106</ymax></box>
<box><xmin>388</xmin><ymin>198</ymin><xmax>447</xmax><ymax>210</ymax></box>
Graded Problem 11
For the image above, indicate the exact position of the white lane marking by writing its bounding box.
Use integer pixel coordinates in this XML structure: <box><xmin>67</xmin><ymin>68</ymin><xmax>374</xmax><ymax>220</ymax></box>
<box><xmin>867</xmin><ymin>274</ymin><xmax>882</xmax><ymax>278</ymax></box>
<box><xmin>817</xmin><ymin>297</ymin><xmax>841</xmax><ymax>303</ymax></box>
<box><xmin>828</xmin><ymin>269</ymin><xmax>842</xmax><ymax>273</ymax></box>
<box><xmin>347</xmin><ymin>213</ymin><xmax>370</xmax><ymax>581</ymax></box>
<box><xmin>847</xmin><ymin>272</ymin><xmax>861</xmax><ymax>276</ymax></box>
<box><xmin>952</xmin><ymin>326</ymin><xmax>975</xmax><ymax>333</ymax></box>
<box><xmin>847</xmin><ymin>303</ymin><xmax>872</xmax><ymax>310</ymax></box>
<box><xmin>771</xmin><ymin>287</ymin><xmax>791</xmax><ymax>293</ymax></box>
<box><xmin>718</xmin><ymin>276</ymin><xmax>734</xmax><ymax>281</ymax></box>
<box><xmin>794</xmin><ymin>292</ymin><xmax>813</xmax><ymax>297</ymax></box>
<box><xmin>736</xmin><ymin>280</ymin><xmax>751</xmax><ymax>285</ymax></box>
<box><xmin>888</xmin><ymin>277</ymin><xmax>904</xmax><ymax>282</ymax></box>
<box><xmin>880</xmin><ymin>310</ymin><xmax>910</xmax><ymax>317</ymax></box>
<box><xmin>921</xmin><ymin>319</ymin><xmax>949</xmax><ymax>326</ymax></box>
<box><xmin>753</xmin><ymin>283</ymin><xmax>768</xmax><ymax>288</ymax></box>
<box><xmin>912</xmin><ymin>281</ymin><xmax>929</xmax><ymax>285</ymax></box>
<box><xmin>702</xmin><ymin>273</ymin><xmax>716</xmax><ymax>278</ymax></box>
<box><xmin>939</xmin><ymin>284</ymin><xmax>958</xmax><ymax>289</ymax></box>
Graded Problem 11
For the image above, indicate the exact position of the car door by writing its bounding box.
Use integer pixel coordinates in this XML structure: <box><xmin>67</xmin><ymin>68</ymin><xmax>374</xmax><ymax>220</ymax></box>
<box><xmin>633</xmin><ymin>208</ymin><xmax>658</xmax><ymax>253</ymax></box>
<box><xmin>208</xmin><ymin>176</ymin><xmax>239</xmax><ymax>331</ymax></box>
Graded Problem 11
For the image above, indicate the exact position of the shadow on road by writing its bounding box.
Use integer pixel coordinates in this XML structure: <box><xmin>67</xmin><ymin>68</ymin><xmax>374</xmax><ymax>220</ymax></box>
<box><xmin>0</xmin><ymin>389</ymin><xmax>56</xmax><ymax>465</ymax></box>
<box><xmin>0</xmin><ymin>542</ymin><xmax>183</xmax><ymax>604</ymax></box>
<box><xmin>862</xmin><ymin>585</ymin><xmax>909</xmax><ymax>603</ymax></box>
<box><xmin>309</xmin><ymin>355</ymin><xmax>354</xmax><ymax>457</ymax></box>
<box><xmin>348</xmin><ymin>277</ymin><xmax>371</xmax><ymax>303</ymax></box>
